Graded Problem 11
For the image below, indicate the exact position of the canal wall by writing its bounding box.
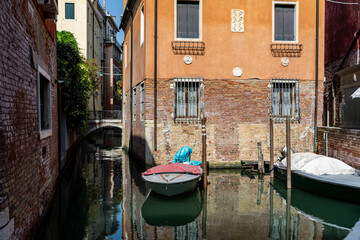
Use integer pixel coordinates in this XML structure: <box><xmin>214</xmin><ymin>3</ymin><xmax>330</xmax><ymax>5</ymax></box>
<box><xmin>317</xmin><ymin>127</ymin><xmax>360</xmax><ymax>169</ymax></box>
<box><xmin>0</xmin><ymin>1</ymin><xmax>59</xmax><ymax>239</ymax></box>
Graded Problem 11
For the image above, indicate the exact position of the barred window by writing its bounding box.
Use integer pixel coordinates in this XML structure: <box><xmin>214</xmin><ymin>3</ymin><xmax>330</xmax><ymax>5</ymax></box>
<box><xmin>173</xmin><ymin>77</ymin><xmax>203</xmax><ymax>122</ymax></box>
<box><xmin>140</xmin><ymin>83</ymin><xmax>145</xmax><ymax>121</ymax></box>
<box><xmin>271</xmin><ymin>78</ymin><xmax>300</xmax><ymax>120</ymax></box>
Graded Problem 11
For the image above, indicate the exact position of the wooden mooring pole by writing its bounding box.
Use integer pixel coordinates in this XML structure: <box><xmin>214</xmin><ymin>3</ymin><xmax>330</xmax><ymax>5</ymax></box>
<box><xmin>270</xmin><ymin>118</ymin><xmax>274</xmax><ymax>178</ymax></box>
<box><xmin>286</xmin><ymin>116</ymin><xmax>291</xmax><ymax>189</ymax></box>
<box><xmin>202</xmin><ymin>118</ymin><xmax>207</xmax><ymax>189</ymax></box>
<box><xmin>257</xmin><ymin>142</ymin><xmax>264</xmax><ymax>174</ymax></box>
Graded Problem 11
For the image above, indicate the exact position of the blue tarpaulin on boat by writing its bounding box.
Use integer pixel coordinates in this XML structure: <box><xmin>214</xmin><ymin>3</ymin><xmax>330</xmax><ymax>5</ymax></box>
<box><xmin>173</xmin><ymin>146</ymin><xmax>192</xmax><ymax>163</ymax></box>
<box><xmin>172</xmin><ymin>147</ymin><xmax>202</xmax><ymax>166</ymax></box>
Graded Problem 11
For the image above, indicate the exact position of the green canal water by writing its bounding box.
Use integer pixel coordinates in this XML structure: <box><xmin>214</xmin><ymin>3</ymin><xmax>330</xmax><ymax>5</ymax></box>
<box><xmin>35</xmin><ymin>128</ymin><xmax>360</xmax><ymax>239</ymax></box>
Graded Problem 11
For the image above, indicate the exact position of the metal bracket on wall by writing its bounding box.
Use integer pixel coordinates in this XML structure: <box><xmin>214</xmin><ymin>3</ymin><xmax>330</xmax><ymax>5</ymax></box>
<box><xmin>270</xmin><ymin>43</ymin><xmax>302</xmax><ymax>57</ymax></box>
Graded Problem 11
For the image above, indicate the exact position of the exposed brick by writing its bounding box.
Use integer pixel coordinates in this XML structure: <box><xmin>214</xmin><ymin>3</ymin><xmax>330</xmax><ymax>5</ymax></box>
<box><xmin>0</xmin><ymin>1</ymin><xmax>58</xmax><ymax>239</ymax></box>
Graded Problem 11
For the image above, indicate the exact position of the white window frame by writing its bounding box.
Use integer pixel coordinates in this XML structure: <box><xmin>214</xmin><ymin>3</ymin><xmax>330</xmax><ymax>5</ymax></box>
<box><xmin>272</xmin><ymin>1</ymin><xmax>299</xmax><ymax>43</ymax></box>
<box><xmin>37</xmin><ymin>65</ymin><xmax>52</xmax><ymax>139</ymax></box>
<box><xmin>140</xmin><ymin>4</ymin><xmax>145</xmax><ymax>47</ymax></box>
<box><xmin>174</xmin><ymin>0</ymin><xmax>203</xmax><ymax>41</ymax></box>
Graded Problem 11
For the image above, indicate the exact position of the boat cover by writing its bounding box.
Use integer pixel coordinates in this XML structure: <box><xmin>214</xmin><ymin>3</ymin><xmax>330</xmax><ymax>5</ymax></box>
<box><xmin>142</xmin><ymin>163</ymin><xmax>202</xmax><ymax>175</ymax></box>
<box><xmin>279</xmin><ymin>152</ymin><xmax>356</xmax><ymax>175</ymax></box>
<box><xmin>173</xmin><ymin>146</ymin><xmax>192</xmax><ymax>163</ymax></box>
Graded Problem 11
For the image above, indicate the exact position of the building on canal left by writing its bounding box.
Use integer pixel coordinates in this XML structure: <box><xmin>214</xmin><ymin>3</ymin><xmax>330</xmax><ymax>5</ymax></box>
<box><xmin>0</xmin><ymin>0</ymin><xmax>59</xmax><ymax>239</ymax></box>
<box><xmin>120</xmin><ymin>0</ymin><xmax>325</xmax><ymax>166</ymax></box>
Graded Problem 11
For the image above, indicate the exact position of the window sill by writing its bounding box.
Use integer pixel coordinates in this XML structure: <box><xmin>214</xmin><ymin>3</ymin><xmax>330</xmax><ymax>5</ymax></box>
<box><xmin>39</xmin><ymin>129</ymin><xmax>52</xmax><ymax>140</ymax></box>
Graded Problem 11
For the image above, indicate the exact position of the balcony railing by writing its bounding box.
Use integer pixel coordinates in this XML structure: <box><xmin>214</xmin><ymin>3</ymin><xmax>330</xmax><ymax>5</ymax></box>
<box><xmin>89</xmin><ymin>110</ymin><xmax>122</xmax><ymax>121</ymax></box>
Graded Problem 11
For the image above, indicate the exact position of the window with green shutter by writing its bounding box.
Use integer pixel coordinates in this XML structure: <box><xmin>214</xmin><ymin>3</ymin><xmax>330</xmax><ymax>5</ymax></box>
<box><xmin>65</xmin><ymin>3</ymin><xmax>75</xmax><ymax>20</ymax></box>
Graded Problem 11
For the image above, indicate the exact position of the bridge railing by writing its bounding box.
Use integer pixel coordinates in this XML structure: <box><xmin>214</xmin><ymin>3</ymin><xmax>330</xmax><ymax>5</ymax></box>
<box><xmin>89</xmin><ymin>110</ymin><xmax>122</xmax><ymax>121</ymax></box>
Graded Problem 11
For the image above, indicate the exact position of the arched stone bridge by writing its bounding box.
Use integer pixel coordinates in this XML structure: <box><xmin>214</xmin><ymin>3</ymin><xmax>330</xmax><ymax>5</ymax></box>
<box><xmin>87</xmin><ymin>110</ymin><xmax>122</xmax><ymax>135</ymax></box>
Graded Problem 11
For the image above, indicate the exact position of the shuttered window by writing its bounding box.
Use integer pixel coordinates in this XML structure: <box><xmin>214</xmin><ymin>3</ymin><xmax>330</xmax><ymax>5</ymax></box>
<box><xmin>65</xmin><ymin>3</ymin><xmax>75</xmax><ymax>20</ymax></box>
<box><xmin>177</xmin><ymin>1</ymin><xmax>199</xmax><ymax>39</ymax></box>
<box><xmin>271</xmin><ymin>78</ymin><xmax>300</xmax><ymax>121</ymax></box>
<box><xmin>274</xmin><ymin>4</ymin><xmax>295</xmax><ymax>41</ymax></box>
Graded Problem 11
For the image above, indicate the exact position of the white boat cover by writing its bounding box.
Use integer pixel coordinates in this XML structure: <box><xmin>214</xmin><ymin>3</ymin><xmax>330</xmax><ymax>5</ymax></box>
<box><xmin>280</xmin><ymin>152</ymin><xmax>356</xmax><ymax>175</ymax></box>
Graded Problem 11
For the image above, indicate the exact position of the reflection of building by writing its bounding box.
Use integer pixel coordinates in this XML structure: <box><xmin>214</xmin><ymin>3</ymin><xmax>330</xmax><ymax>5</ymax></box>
<box><xmin>318</xmin><ymin>0</ymin><xmax>360</xmax><ymax>169</ymax></box>
<box><xmin>0</xmin><ymin>0</ymin><xmax>58</xmax><ymax>239</ymax></box>
<box><xmin>120</xmin><ymin>0</ymin><xmax>325</xmax><ymax>165</ymax></box>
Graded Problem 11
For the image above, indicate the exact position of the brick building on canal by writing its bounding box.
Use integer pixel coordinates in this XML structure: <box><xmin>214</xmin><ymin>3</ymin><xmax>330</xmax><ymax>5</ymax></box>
<box><xmin>0</xmin><ymin>0</ymin><xmax>59</xmax><ymax>239</ymax></box>
<box><xmin>120</xmin><ymin>0</ymin><xmax>325</xmax><ymax>166</ymax></box>
<box><xmin>317</xmin><ymin>0</ymin><xmax>360</xmax><ymax>169</ymax></box>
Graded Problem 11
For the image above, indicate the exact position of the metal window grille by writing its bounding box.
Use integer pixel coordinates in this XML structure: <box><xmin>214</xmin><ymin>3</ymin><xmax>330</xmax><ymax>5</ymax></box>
<box><xmin>141</xmin><ymin>83</ymin><xmax>145</xmax><ymax>121</ymax></box>
<box><xmin>173</xmin><ymin>77</ymin><xmax>204</xmax><ymax>123</ymax></box>
<box><xmin>271</xmin><ymin>78</ymin><xmax>301</xmax><ymax>121</ymax></box>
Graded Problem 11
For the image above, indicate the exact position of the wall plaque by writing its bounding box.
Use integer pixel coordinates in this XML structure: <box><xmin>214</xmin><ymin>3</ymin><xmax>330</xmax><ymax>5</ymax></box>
<box><xmin>231</xmin><ymin>10</ymin><xmax>244</xmax><ymax>33</ymax></box>
<box><xmin>184</xmin><ymin>55</ymin><xmax>193</xmax><ymax>65</ymax></box>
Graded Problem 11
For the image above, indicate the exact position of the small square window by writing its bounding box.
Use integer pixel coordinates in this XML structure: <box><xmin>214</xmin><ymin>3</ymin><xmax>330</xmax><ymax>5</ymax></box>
<box><xmin>271</xmin><ymin>78</ymin><xmax>300</xmax><ymax>120</ymax></box>
<box><xmin>65</xmin><ymin>3</ymin><xmax>75</xmax><ymax>20</ymax></box>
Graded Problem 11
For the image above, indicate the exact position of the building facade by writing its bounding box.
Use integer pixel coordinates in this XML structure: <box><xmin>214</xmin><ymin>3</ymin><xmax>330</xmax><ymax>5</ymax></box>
<box><xmin>318</xmin><ymin>0</ymin><xmax>360</xmax><ymax>169</ymax></box>
<box><xmin>0</xmin><ymin>0</ymin><xmax>58</xmax><ymax>239</ymax></box>
<box><xmin>58</xmin><ymin>0</ymin><xmax>120</xmax><ymax>114</ymax></box>
<box><xmin>121</xmin><ymin>0</ymin><xmax>324</xmax><ymax>166</ymax></box>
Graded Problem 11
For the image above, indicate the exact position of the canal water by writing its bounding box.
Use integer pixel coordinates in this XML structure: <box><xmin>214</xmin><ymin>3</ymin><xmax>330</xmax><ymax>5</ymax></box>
<box><xmin>35</xmin><ymin>128</ymin><xmax>360</xmax><ymax>240</ymax></box>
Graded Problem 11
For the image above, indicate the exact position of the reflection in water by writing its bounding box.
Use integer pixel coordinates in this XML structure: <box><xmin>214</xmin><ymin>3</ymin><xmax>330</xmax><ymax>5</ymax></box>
<box><xmin>36</xmin><ymin>130</ymin><xmax>360</xmax><ymax>239</ymax></box>
<box><xmin>34</xmin><ymin>128</ymin><xmax>123</xmax><ymax>240</ymax></box>
<box><xmin>141</xmin><ymin>188</ymin><xmax>202</xmax><ymax>226</ymax></box>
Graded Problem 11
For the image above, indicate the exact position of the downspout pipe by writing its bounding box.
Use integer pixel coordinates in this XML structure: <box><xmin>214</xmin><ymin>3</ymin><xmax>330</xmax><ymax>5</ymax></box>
<box><xmin>126</xmin><ymin>7</ymin><xmax>134</xmax><ymax>149</ymax></box>
<box><xmin>154</xmin><ymin>0</ymin><xmax>158</xmax><ymax>151</ymax></box>
<box><xmin>314</xmin><ymin>0</ymin><xmax>319</xmax><ymax>152</ymax></box>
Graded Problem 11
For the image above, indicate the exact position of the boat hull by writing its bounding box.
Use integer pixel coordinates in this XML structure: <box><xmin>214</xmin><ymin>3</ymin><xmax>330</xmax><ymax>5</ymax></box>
<box><xmin>143</xmin><ymin>174</ymin><xmax>201</xmax><ymax>196</ymax></box>
<box><xmin>274</xmin><ymin>166</ymin><xmax>360</xmax><ymax>204</ymax></box>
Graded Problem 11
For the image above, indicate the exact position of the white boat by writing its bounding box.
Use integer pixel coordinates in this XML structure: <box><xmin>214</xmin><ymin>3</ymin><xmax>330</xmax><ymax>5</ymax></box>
<box><xmin>142</xmin><ymin>163</ymin><xmax>202</xmax><ymax>196</ymax></box>
<box><xmin>274</xmin><ymin>152</ymin><xmax>360</xmax><ymax>204</ymax></box>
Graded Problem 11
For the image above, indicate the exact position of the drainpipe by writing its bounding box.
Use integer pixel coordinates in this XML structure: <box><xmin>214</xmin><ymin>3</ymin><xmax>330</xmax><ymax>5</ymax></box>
<box><xmin>314</xmin><ymin>0</ymin><xmax>319</xmax><ymax>152</ymax></box>
<box><xmin>154</xmin><ymin>0</ymin><xmax>158</xmax><ymax>151</ymax></box>
<box><xmin>127</xmin><ymin>7</ymin><xmax>134</xmax><ymax>149</ymax></box>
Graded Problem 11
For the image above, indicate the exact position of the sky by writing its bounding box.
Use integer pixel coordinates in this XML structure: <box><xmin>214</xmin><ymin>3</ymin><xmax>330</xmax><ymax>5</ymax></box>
<box><xmin>100</xmin><ymin>0</ymin><xmax>124</xmax><ymax>44</ymax></box>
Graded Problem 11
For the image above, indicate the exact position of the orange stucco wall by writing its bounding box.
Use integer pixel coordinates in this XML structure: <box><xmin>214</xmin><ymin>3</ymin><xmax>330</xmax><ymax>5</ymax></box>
<box><xmin>123</xmin><ymin>0</ymin><xmax>324</xmax><ymax>92</ymax></box>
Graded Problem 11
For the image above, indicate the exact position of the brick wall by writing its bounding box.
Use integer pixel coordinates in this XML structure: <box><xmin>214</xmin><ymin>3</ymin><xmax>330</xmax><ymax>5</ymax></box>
<box><xmin>317</xmin><ymin>127</ymin><xmax>360</xmax><ymax>169</ymax></box>
<box><xmin>124</xmin><ymin>77</ymin><xmax>322</xmax><ymax>166</ymax></box>
<box><xmin>0</xmin><ymin>1</ymin><xmax>58</xmax><ymax>239</ymax></box>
